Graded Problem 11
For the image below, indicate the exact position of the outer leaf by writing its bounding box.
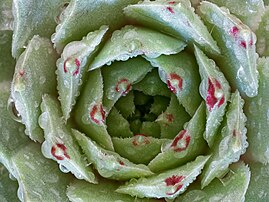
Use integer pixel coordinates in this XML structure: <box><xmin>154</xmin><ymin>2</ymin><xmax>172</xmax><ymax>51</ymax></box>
<box><xmin>0</xmin><ymin>165</ymin><xmax>19</xmax><ymax>202</ymax></box>
<box><xmin>12</xmin><ymin>0</ymin><xmax>65</xmax><ymax>58</ymax></box>
<box><xmin>116</xmin><ymin>155</ymin><xmax>210</xmax><ymax>200</ymax></box>
<box><xmin>194</xmin><ymin>45</ymin><xmax>230</xmax><ymax>147</ymax></box>
<box><xmin>10</xmin><ymin>35</ymin><xmax>58</xmax><ymax>142</ymax></box>
<box><xmin>124</xmin><ymin>0</ymin><xmax>220</xmax><ymax>55</ymax></box>
<box><xmin>245</xmin><ymin>163</ymin><xmax>269</xmax><ymax>202</ymax></box>
<box><xmin>177</xmin><ymin>162</ymin><xmax>250</xmax><ymax>202</ymax></box>
<box><xmin>11</xmin><ymin>143</ymin><xmax>74</xmax><ymax>202</ymax></box>
<box><xmin>39</xmin><ymin>94</ymin><xmax>96</xmax><ymax>183</ymax></box>
<box><xmin>52</xmin><ymin>0</ymin><xmax>140</xmax><ymax>52</ymax></box>
<box><xmin>208</xmin><ymin>0</ymin><xmax>265</xmax><ymax>31</ymax></box>
<box><xmin>112</xmin><ymin>136</ymin><xmax>168</xmax><ymax>165</ymax></box>
<box><xmin>198</xmin><ymin>1</ymin><xmax>259</xmax><ymax>97</ymax></box>
<box><xmin>73</xmin><ymin>129</ymin><xmax>154</xmax><ymax>181</ymax></box>
<box><xmin>74</xmin><ymin>69</ymin><xmax>114</xmax><ymax>151</ymax></box>
<box><xmin>256</xmin><ymin>7</ymin><xmax>269</xmax><ymax>56</ymax></box>
<box><xmin>0</xmin><ymin>0</ymin><xmax>13</xmax><ymax>30</ymax></box>
<box><xmin>149</xmin><ymin>102</ymin><xmax>207</xmax><ymax>172</ymax></box>
<box><xmin>89</xmin><ymin>25</ymin><xmax>187</xmax><ymax>70</ymax></box>
<box><xmin>201</xmin><ymin>91</ymin><xmax>248</xmax><ymax>188</ymax></box>
<box><xmin>102</xmin><ymin>57</ymin><xmax>152</xmax><ymax>113</ymax></box>
<box><xmin>57</xmin><ymin>25</ymin><xmax>109</xmax><ymax>120</ymax></box>
<box><xmin>245</xmin><ymin>57</ymin><xmax>269</xmax><ymax>164</ymax></box>
<box><xmin>146</xmin><ymin>52</ymin><xmax>201</xmax><ymax>116</ymax></box>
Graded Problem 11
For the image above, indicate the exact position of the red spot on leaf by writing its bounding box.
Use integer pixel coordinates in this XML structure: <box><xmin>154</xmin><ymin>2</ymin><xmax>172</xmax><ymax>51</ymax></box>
<box><xmin>240</xmin><ymin>41</ymin><xmax>247</xmax><ymax>48</ymax></box>
<box><xmin>89</xmin><ymin>104</ymin><xmax>105</xmax><ymax>125</ymax></box>
<box><xmin>171</xmin><ymin>130</ymin><xmax>191</xmax><ymax>152</ymax></box>
<box><xmin>63</xmin><ymin>57</ymin><xmax>81</xmax><ymax>76</ymax></box>
<box><xmin>206</xmin><ymin>78</ymin><xmax>225</xmax><ymax>111</ymax></box>
<box><xmin>165</xmin><ymin>175</ymin><xmax>185</xmax><ymax>195</ymax></box>
<box><xmin>51</xmin><ymin>143</ymin><xmax>70</xmax><ymax>160</ymax></box>
<box><xmin>115</xmin><ymin>78</ymin><xmax>132</xmax><ymax>96</ymax></box>
<box><xmin>167</xmin><ymin>73</ymin><xmax>183</xmax><ymax>94</ymax></box>
<box><xmin>167</xmin><ymin>7</ymin><xmax>174</xmax><ymax>14</ymax></box>
<box><xmin>168</xmin><ymin>1</ymin><xmax>176</xmax><ymax>4</ymax></box>
<box><xmin>166</xmin><ymin>113</ymin><xmax>174</xmax><ymax>123</ymax></box>
<box><xmin>119</xmin><ymin>160</ymin><xmax>125</xmax><ymax>166</ymax></box>
<box><xmin>230</xmin><ymin>26</ymin><xmax>239</xmax><ymax>37</ymax></box>
<box><xmin>19</xmin><ymin>70</ymin><xmax>25</xmax><ymax>77</ymax></box>
<box><xmin>132</xmin><ymin>134</ymin><xmax>150</xmax><ymax>146</ymax></box>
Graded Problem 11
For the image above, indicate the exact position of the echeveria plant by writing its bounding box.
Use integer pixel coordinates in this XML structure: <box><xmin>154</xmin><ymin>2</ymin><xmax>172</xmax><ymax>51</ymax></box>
<box><xmin>1</xmin><ymin>0</ymin><xmax>269</xmax><ymax>201</ymax></box>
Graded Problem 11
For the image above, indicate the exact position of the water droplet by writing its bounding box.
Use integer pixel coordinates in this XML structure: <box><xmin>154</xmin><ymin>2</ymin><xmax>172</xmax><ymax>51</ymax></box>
<box><xmin>39</xmin><ymin>76</ymin><xmax>46</xmax><ymax>85</ymax></box>
<box><xmin>17</xmin><ymin>186</ymin><xmax>24</xmax><ymax>201</ymax></box>
<box><xmin>59</xmin><ymin>164</ymin><xmax>70</xmax><ymax>173</ymax></box>
<box><xmin>9</xmin><ymin>173</ymin><xmax>17</xmax><ymax>181</ymax></box>
<box><xmin>7</xmin><ymin>97</ymin><xmax>22</xmax><ymax>123</ymax></box>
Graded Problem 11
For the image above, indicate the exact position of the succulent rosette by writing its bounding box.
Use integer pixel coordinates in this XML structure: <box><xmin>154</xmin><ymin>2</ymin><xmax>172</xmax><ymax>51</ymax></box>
<box><xmin>1</xmin><ymin>0</ymin><xmax>269</xmax><ymax>201</ymax></box>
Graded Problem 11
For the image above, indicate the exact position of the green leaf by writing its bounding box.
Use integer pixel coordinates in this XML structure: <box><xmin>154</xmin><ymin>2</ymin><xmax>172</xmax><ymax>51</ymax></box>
<box><xmin>116</xmin><ymin>155</ymin><xmax>210</xmax><ymax>200</ymax></box>
<box><xmin>208</xmin><ymin>0</ymin><xmax>265</xmax><ymax>31</ymax></box>
<box><xmin>52</xmin><ymin>0</ymin><xmax>140</xmax><ymax>52</ymax></box>
<box><xmin>0</xmin><ymin>0</ymin><xmax>13</xmax><ymax>31</ymax></box>
<box><xmin>12</xmin><ymin>0</ymin><xmax>65</xmax><ymax>58</ymax></box>
<box><xmin>115</xmin><ymin>91</ymin><xmax>135</xmax><ymax>119</ymax></box>
<box><xmin>198</xmin><ymin>1</ymin><xmax>259</xmax><ymax>98</ymax></box>
<box><xmin>256</xmin><ymin>7</ymin><xmax>269</xmax><ymax>56</ymax></box>
<box><xmin>150</xmin><ymin>96</ymin><xmax>170</xmax><ymax>116</ymax></box>
<box><xmin>57</xmin><ymin>25</ymin><xmax>109</xmax><ymax>120</ymax></box>
<box><xmin>89</xmin><ymin>25</ymin><xmax>187</xmax><ymax>70</ymax></box>
<box><xmin>106</xmin><ymin>107</ymin><xmax>133</xmax><ymax>138</ymax></box>
<box><xmin>124</xmin><ymin>0</ymin><xmax>220</xmax><ymax>55</ymax></box>
<box><xmin>39</xmin><ymin>94</ymin><xmax>96</xmax><ymax>183</ymax></box>
<box><xmin>10</xmin><ymin>35</ymin><xmax>58</xmax><ymax>142</ymax></box>
<box><xmin>0</xmin><ymin>31</ymin><xmax>15</xmax><ymax>81</ymax></box>
<box><xmin>0</xmin><ymin>165</ymin><xmax>19</xmax><ymax>202</ymax></box>
<box><xmin>73</xmin><ymin>129</ymin><xmax>154</xmax><ymax>181</ymax></box>
<box><xmin>146</xmin><ymin>52</ymin><xmax>202</xmax><ymax>116</ymax></box>
<box><xmin>11</xmin><ymin>143</ymin><xmax>74</xmax><ymax>202</ymax></box>
<box><xmin>177</xmin><ymin>162</ymin><xmax>250</xmax><ymax>202</ymax></box>
<box><xmin>74</xmin><ymin>69</ymin><xmax>114</xmax><ymax>151</ymax></box>
<box><xmin>140</xmin><ymin>121</ymin><xmax>161</xmax><ymax>138</ymax></box>
<box><xmin>201</xmin><ymin>91</ymin><xmax>248</xmax><ymax>188</ymax></box>
<box><xmin>112</xmin><ymin>136</ymin><xmax>168</xmax><ymax>165</ymax></box>
<box><xmin>149</xmin><ymin>102</ymin><xmax>207</xmax><ymax>173</ymax></box>
<box><xmin>0</xmin><ymin>81</ymin><xmax>30</xmax><ymax>176</ymax></box>
<box><xmin>133</xmin><ymin>69</ymin><xmax>172</xmax><ymax>97</ymax></box>
<box><xmin>156</xmin><ymin>94</ymin><xmax>191</xmax><ymax>139</ymax></box>
<box><xmin>102</xmin><ymin>57</ymin><xmax>152</xmax><ymax>113</ymax></box>
<box><xmin>194</xmin><ymin>45</ymin><xmax>231</xmax><ymax>147</ymax></box>
<box><xmin>245</xmin><ymin>162</ymin><xmax>269</xmax><ymax>202</ymax></box>
<box><xmin>245</xmin><ymin>57</ymin><xmax>269</xmax><ymax>164</ymax></box>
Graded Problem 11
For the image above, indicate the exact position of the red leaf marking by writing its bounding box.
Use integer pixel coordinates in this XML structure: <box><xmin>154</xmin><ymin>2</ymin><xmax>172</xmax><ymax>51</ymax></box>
<box><xmin>166</xmin><ymin>113</ymin><xmax>174</xmax><ymax>123</ymax></box>
<box><xmin>240</xmin><ymin>41</ymin><xmax>247</xmax><ymax>49</ymax></box>
<box><xmin>168</xmin><ymin>1</ymin><xmax>176</xmax><ymax>4</ymax></box>
<box><xmin>171</xmin><ymin>130</ymin><xmax>191</xmax><ymax>152</ymax></box>
<box><xmin>167</xmin><ymin>7</ymin><xmax>175</xmax><ymax>14</ymax></box>
<box><xmin>119</xmin><ymin>160</ymin><xmax>125</xmax><ymax>166</ymax></box>
<box><xmin>89</xmin><ymin>104</ymin><xmax>105</xmax><ymax>125</ymax></box>
<box><xmin>132</xmin><ymin>134</ymin><xmax>150</xmax><ymax>146</ymax></box>
<box><xmin>165</xmin><ymin>175</ymin><xmax>185</xmax><ymax>195</ymax></box>
<box><xmin>230</xmin><ymin>26</ymin><xmax>239</xmax><ymax>37</ymax></box>
<box><xmin>51</xmin><ymin>143</ymin><xmax>70</xmax><ymax>160</ymax></box>
<box><xmin>167</xmin><ymin>73</ymin><xmax>183</xmax><ymax>94</ymax></box>
<box><xmin>64</xmin><ymin>57</ymin><xmax>81</xmax><ymax>76</ymax></box>
<box><xmin>19</xmin><ymin>70</ymin><xmax>25</xmax><ymax>77</ymax></box>
<box><xmin>206</xmin><ymin>78</ymin><xmax>225</xmax><ymax>111</ymax></box>
<box><xmin>115</xmin><ymin>78</ymin><xmax>132</xmax><ymax>96</ymax></box>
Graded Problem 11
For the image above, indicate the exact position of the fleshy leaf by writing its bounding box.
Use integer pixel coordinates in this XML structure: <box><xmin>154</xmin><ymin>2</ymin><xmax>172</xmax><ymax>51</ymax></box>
<box><xmin>12</xmin><ymin>0</ymin><xmax>65</xmax><ymax>58</ymax></box>
<box><xmin>115</xmin><ymin>91</ymin><xmax>136</xmax><ymax>118</ymax></box>
<box><xmin>10</xmin><ymin>35</ymin><xmax>58</xmax><ymax>142</ymax></box>
<box><xmin>89</xmin><ymin>25</ymin><xmax>187</xmax><ymax>70</ymax></box>
<box><xmin>124</xmin><ymin>0</ymin><xmax>220</xmax><ymax>55</ymax></box>
<box><xmin>156</xmin><ymin>94</ymin><xmax>191</xmax><ymax>139</ymax></box>
<box><xmin>177</xmin><ymin>162</ymin><xmax>250</xmax><ymax>202</ymax></box>
<box><xmin>245</xmin><ymin>57</ymin><xmax>269</xmax><ymax>164</ymax></box>
<box><xmin>150</xmin><ymin>96</ymin><xmax>170</xmax><ymax>116</ymax></box>
<box><xmin>11</xmin><ymin>143</ymin><xmax>74</xmax><ymax>202</ymax></box>
<box><xmin>0</xmin><ymin>82</ymin><xmax>30</xmax><ymax>176</ymax></box>
<box><xmin>73</xmin><ymin>129</ymin><xmax>154</xmax><ymax>181</ymax></box>
<box><xmin>106</xmin><ymin>107</ymin><xmax>133</xmax><ymax>138</ymax></box>
<box><xmin>198</xmin><ymin>1</ymin><xmax>259</xmax><ymax>97</ymax></box>
<box><xmin>133</xmin><ymin>69</ymin><xmax>172</xmax><ymax>97</ymax></box>
<box><xmin>0</xmin><ymin>0</ymin><xmax>13</xmax><ymax>31</ymax></box>
<box><xmin>39</xmin><ymin>94</ymin><xmax>96</xmax><ymax>183</ymax></box>
<box><xmin>102</xmin><ymin>57</ymin><xmax>152</xmax><ymax>113</ymax></box>
<box><xmin>201</xmin><ymin>91</ymin><xmax>248</xmax><ymax>188</ymax></box>
<box><xmin>256</xmin><ymin>7</ymin><xmax>269</xmax><ymax>56</ymax></box>
<box><xmin>245</xmin><ymin>163</ymin><xmax>269</xmax><ymax>202</ymax></box>
<box><xmin>0</xmin><ymin>165</ymin><xmax>19</xmax><ymax>202</ymax></box>
<box><xmin>194</xmin><ymin>45</ymin><xmax>231</xmax><ymax>147</ymax></box>
<box><xmin>140</xmin><ymin>122</ymin><xmax>161</xmax><ymax>138</ymax></box>
<box><xmin>52</xmin><ymin>0</ymin><xmax>140</xmax><ymax>52</ymax></box>
<box><xmin>57</xmin><ymin>25</ymin><xmax>109</xmax><ymax>120</ymax></box>
<box><xmin>208</xmin><ymin>0</ymin><xmax>265</xmax><ymax>31</ymax></box>
<box><xmin>149</xmin><ymin>102</ymin><xmax>207</xmax><ymax>172</ymax></box>
<box><xmin>116</xmin><ymin>155</ymin><xmax>210</xmax><ymax>200</ymax></box>
<box><xmin>74</xmin><ymin>69</ymin><xmax>114</xmax><ymax>150</ymax></box>
<box><xmin>112</xmin><ymin>136</ymin><xmax>168</xmax><ymax>165</ymax></box>
<box><xmin>146</xmin><ymin>52</ymin><xmax>201</xmax><ymax>116</ymax></box>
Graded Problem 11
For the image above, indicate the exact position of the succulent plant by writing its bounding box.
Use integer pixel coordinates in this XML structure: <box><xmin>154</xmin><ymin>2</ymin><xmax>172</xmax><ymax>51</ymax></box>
<box><xmin>1</xmin><ymin>0</ymin><xmax>269</xmax><ymax>201</ymax></box>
